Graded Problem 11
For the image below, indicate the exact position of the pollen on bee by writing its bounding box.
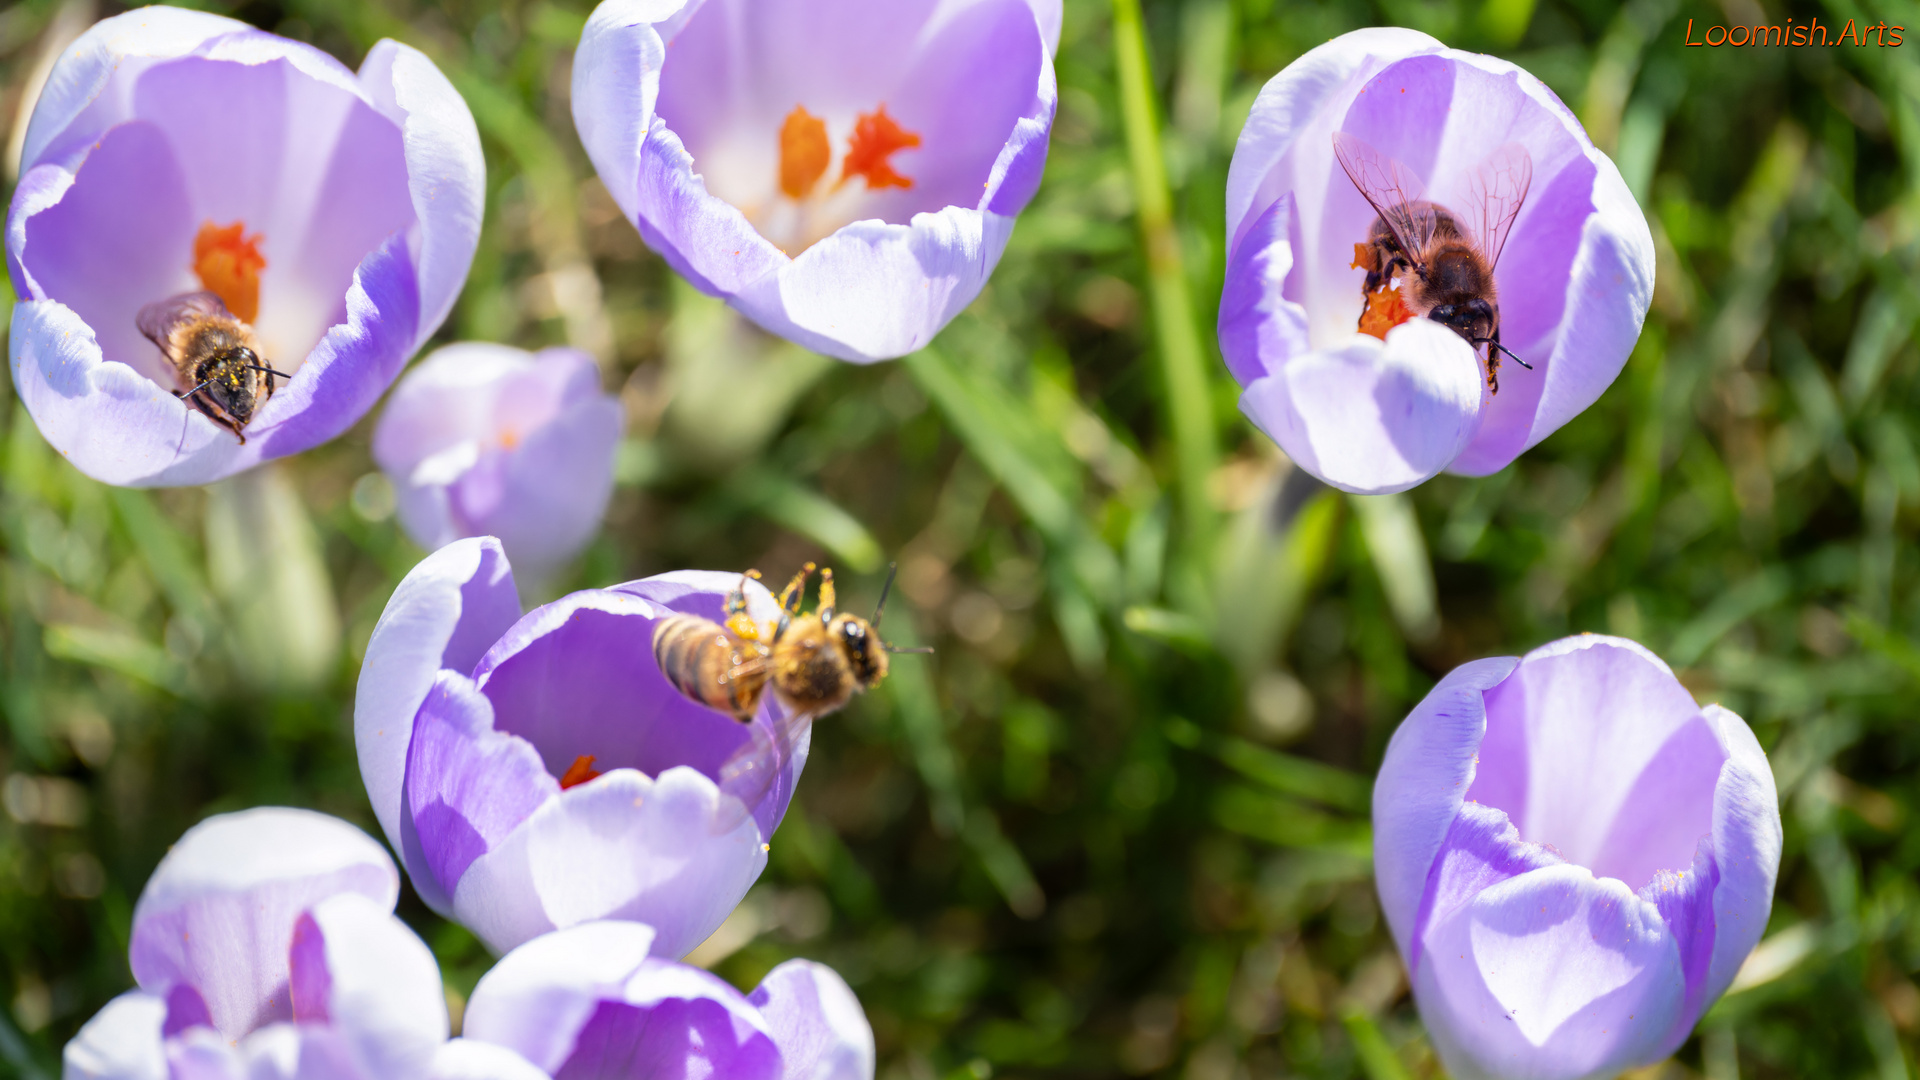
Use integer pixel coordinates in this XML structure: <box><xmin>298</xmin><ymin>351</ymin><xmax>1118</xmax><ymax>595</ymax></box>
<box><xmin>840</xmin><ymin>105</ymin><xmax>921</xmax><ymax>191</ymax></box>
<box><xmin>193</xmin><ymin>221</ymin><xmax>266</xmax><ymax>324</ymax></box>
<box><xmin>1358</xmin><ymin>285</ymin><xmax>1415</xmax><ymax>340</ymax></box>
<box><xmin>779</xmin><ymin>106</ymin><xmax>831</xmax><ymax>198</ymax></box>
<box><xmin>560</xmin><ymin>754</ymin><xmax>602</xmax><ymax>789</ymax></box>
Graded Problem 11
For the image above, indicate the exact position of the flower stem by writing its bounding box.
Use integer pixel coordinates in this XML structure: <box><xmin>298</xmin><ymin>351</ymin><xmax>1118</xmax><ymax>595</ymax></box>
<box><xmin>1110</xmin><ymin>0</ymin><xmax>1218</xmax><ymax>554</ymax></box>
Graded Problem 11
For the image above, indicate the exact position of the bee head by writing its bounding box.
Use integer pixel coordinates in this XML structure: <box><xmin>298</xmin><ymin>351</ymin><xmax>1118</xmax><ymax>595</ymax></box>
<box><xmin>199</xmin><ymin>346</ymin><xmax>263</xmax><ymax>422</ymax></box>
<box><xmin>828</xmin><ymin>614</ymin><xmax>889</xmax><ymax>689</ymax></box>
<box><xmin>1426</xmin><ymin>297</ymin><xmax>1496</xmax><ymax>345</ymax></box>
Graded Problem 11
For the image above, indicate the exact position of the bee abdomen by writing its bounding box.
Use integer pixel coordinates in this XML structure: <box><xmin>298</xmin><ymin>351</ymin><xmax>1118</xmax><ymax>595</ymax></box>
<box><xmin>652</xmin><ymin>613</ymin><xmax>766</xmax><ymax>721</ymax></box>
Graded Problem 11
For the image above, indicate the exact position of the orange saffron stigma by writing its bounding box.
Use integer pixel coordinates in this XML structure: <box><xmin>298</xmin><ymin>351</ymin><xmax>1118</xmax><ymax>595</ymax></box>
<box><xmin>840</xmin><ymin>105</ymin><xmax>921</xmax><ymax>191</ymax></box>
<box><xmin>1358</xmin><ymin>285</ymin><xmax>1415</xmax><ymax>340</ymax></box>
<box><xmin>779</xmin><ymin>106</ymin><xmax>832</xmax><ymax>198</ymax></box>
<box><xmin>559</xmin><ymin>755</ymin><xmax>602</xmax><ymax>790</ymax></box>
<box><xmin>193</xmin><ymin>221</ymin><xmax>266</xmax><ymax>324</ymax></box>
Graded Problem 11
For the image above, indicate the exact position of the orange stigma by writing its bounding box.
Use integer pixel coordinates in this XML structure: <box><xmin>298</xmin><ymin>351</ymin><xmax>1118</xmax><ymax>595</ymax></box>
<box><xmin>559</xmin><ymin>755</ymin><xmax>602</xmax><ymax>790</ymax></box>
<box><xmin>193</xmin><ymin>221</ymin><xmax>266</xmax><ymax>324</ymax></box>
<box><xmin>1358</xmin><ymin>285</ymin><xmax>1415</xmax><ymax>340</ymax></box>
<box><xmin>840</xmin><ymin>105</ymin><xmax>920</xmax><ymax>191</ymax></box>
<box><xmin>780</xmin><ymin>106</ymin><xmax>832</xmax><ymax>198</ymax></box>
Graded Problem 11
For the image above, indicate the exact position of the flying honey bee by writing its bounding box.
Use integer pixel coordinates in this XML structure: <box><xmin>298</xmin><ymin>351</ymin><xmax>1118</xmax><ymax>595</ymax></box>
<box><xmin>1333</xmin><ymin>131</ymin><xmax>1534</xmax><ymax>393</ymax></box>
<box><xmin>652</xmin><ymin>562</ymin><xmax>927</xmax><ymax>724</ymax></box>
<box><xmin>136</xmin><ymin>291</ymin><xmax>291</xmax><ymax>444</ymax></box>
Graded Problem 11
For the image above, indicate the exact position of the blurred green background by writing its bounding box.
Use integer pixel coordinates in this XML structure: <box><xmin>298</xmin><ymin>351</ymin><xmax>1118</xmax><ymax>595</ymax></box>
<box><xmin>2</xmin><ymin>0</ymin><xmax>1919</xmax><ymax>1075</ymax></box>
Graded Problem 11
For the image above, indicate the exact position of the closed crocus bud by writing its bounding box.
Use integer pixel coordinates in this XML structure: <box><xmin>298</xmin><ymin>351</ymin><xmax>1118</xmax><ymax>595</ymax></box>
<box><xmin>571</xmin><ymin>0</ymin><xmax>1060</xmax><ymax>362</ymax></box>
<box><xmin>456</xmin><ymin>921</ymin><xmax>875</xmax><ymax>1080</ymax></box>
<box><xmin>373</xmin><ymin>344</ymin><xmax>622</xmax><ymax>585</ymax></box>
<box><xmin>62</xmin><ymin>808</ymin><xmax>450</xmax><ymax>1079</ymax></box>
<box><xmin>1374</xmin><ymin>635</ymin><xmax>1783</xmax><ymax>1080</ymax></box>
<box><xmin>7</xmin><ymin>7</ymin><xmax>482</xmax><ymax>486</ymax></box>
<box><xmin>354</xmin><ymin>538</ymin><xmax>806</xmax><ymax>959</ymax></box>
<box><xmin>1220</xmin><ymin>28</ymin><xmax>1653</xmax><ymax>494</ymax></box>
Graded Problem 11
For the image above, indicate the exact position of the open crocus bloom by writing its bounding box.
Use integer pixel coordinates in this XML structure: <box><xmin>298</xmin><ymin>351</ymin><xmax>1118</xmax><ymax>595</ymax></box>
<box><xmin>1373</xmin><ymin>635</ymin><xmax>1782</xmax><ymax>1080</ymax></box>
<box><xmin>373</xmin><ymin>343</ymin><xmax>622</xmax><ymax>585</ymax></box>
<box><xmin>571</xmin><ymin>0</ymin><xmax>1060</xmax><ymax>362</ymax></box>
<box><xmin>6</xmin><ymin>6</ymin><xmax>481</xmax><ymax>486</ymax></box>
<box><xmin>1219</xmin><ymin>28</ymin><xmax>1653</xmax><ymax>494</ymax></box>
<box><xmin>62</xmin><ymin>807</ymin><xmax>451</xmax><ymax>1079</ymax></box>
<box><xmin>355</xmin><ymin>537</ymin><xmax>807</xmax><ymax>958</ymax></box>
<box><xmin>452</xmin><ymin>921</ymin><xmax>874</xmax><ymax>1080</ymax></box>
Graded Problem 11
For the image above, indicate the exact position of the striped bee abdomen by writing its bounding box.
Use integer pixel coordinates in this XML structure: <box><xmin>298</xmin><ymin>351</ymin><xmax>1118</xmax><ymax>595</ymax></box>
<box><xmin>651</xmin><ymin>613</ymin><xmax>770</xmax><ymax>721</ymax></box>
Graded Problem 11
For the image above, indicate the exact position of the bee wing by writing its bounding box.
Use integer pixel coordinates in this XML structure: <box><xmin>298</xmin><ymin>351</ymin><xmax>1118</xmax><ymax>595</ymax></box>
<box><xmin>1467</xmin><ymin>142</ymin><xmax>1532</xmax><ymax>272</ymax></box>
<box><xmin>711</xmin><ymin>703</ymin><xmax>813</xmax><ymax>837</ymax></box>
<box><xmin>1332</xmin><ymin>131</ymin><xmax>1436</xmax><ymax>262</ymax></box>
<box><xmin>135</xmin><ymin>291</ymin><xmax>231</xmax><ymax>350</ymax></box>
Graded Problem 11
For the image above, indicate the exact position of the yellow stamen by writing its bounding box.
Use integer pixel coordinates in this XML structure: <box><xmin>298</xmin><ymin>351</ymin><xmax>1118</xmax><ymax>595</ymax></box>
<box><xmin>193</xmin><ymin>221</ymin><xmax>266</xmax><ymax>324</ymax></box>
<box><xmin>779</xmin><ymin>106</ymin><xmax>831</xmax><ymax>199</ymax></box>
<box><xmin>1358</xmin><ymin>285</ymin><xmax>1415</xmax><ymax>340</ymax></box>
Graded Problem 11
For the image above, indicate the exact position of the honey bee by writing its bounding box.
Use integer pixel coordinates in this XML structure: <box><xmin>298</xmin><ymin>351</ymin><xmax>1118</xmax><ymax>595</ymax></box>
<box><xmin>652</xmin><ymin>562</ymin><xmax>927</xmax><ymax>723</ymax></box>
<box><xmin>136</xmin><ymin>291</ymin><xmax>291</xmax><ymax>444</ymax></box>
<box><xmin>1333</xmin><ymin>132</ymin><xmax>1534</xmax><ymax>393</ymax></box>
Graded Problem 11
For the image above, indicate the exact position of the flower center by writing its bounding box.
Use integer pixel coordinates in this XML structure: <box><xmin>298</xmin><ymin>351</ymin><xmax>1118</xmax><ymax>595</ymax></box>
<box><xmin>560</xmin><ymin>754</ymin><xmax>602</xmax><ymax>789</ymax></box>
<box><xmin>775</xmin><ymin>104</ymin><xmax>922</xmax><ymax>199</ymax></box>
<box><xmin>1352</xmin><ymin>243</ymin><xmax>1416</xmax><ymax>340</ymax></box>
<box><xmin>1357</xmin><ymin>284</ymin><xmax>1414</xmax><ymax>340</ymax></box>
<box><xmin>193</xmin><ymin>221</ymin><xmax>266</xmax><ymax>324</ymax></box>
<box><xmin>780</xmin><ymin>107</ymin><xmax>832</xmax><ymax>198</ymax></box>
<box><xmin>839</xmin><ymin>105</ymin><xmax>920</xmax><ymax>191</ymax></box>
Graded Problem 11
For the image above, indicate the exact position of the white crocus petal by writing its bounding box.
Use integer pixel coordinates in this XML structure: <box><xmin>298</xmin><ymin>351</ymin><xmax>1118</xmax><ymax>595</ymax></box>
<box><xmin>63</xmin><ymin>991</ymin><xmax>168</xmax><ymax>1080</ymax></box>
<box><xmin>461</xmin><ymin>921</ymin><xmax>658</xmax><ymax>1072</ymax></box>
<box><xmin>430</xmin><ymin>1040</ymin><xmax>554</xmax><ymax>1080</ymax></box>
<box><xmin>302</xmin><ymin>893</ymin><xmax>450</xmax><ymax>1078</ymax></box>
<box><xmin>353</xmin><ymin>536</ymin><xmax>522</xmax><ymax>912</ymax></box>
<box><xmin>129</xmin><ymin>808</ymin><xmax>397</xmax><ymax>1041</ymax></box>
<box><xmin>751</xmin><ymin>960</ymin><xmax>877</xmax><ymax>1080</ymax></box>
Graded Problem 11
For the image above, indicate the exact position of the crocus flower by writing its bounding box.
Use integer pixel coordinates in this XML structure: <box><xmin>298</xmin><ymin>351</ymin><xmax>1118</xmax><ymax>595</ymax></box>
<box><xmin>570</xmin><ymin>0</ymin><xmax>1060</xmax><ymax>362</ymax></box>
<box><xmin>7</xmin><ymin>6</ymin><xmax>482</xmax><ymax>486</ymax></box>
<box><xmin>62</xmin><ymin>807</ymin><xmax>451</xmax><ymax>1079</ymax></box>
<box><xmin>1373</xmin><ymin>635</ymin><xmax>1782</xmax><ymax>1080</ymax></box>
<box><xmin>355</xmin><ymin>537</ymin><xmax>806</xmax><ymax>959</ymax></box>
<box><xmin>1219</xmin><ymin>28</ymin><xmax>1653</xmax><ymax>494</ymax></box>
<box><xmin>372</xmin><ymin>343</ymin><xmax>623</xmax><ymax>584</ymax></box>
<box><xmin>452</xmin><ymin>920</ymin><xmax>875</xmax><ymax>1080</ymax></box>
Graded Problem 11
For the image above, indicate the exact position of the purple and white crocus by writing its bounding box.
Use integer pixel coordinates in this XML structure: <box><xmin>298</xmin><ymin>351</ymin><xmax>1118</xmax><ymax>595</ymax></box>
<box><xmin>447</xmin><ymin>921</ymin><xmax>874</xmax><ymax>1079</ymax></box>
<box><xmin>1374</xmin><ymin>634</ymin><xmax>1782</xmax><ymax>1080</ymax></box>
<box><xmin>355</xmin><ymin>537</ymin><xmax>806</xmax><ymax>959</ymax></box>
<box><xmin>373</xmin><ymin>343</ymin><xmax>623</xmax><ymax>585</ymax></box>
<box><xmin>571</xmin><ymin>0</ymin><xmax>1060</xmax><ymax>362</ymax></box>
<box><xmin>1220</xmin><ymin>28</ymin><xmax>1653</xmax><ymax>494</ymax></box>
<box><xmin>62</xmin><ymin>807</ymin><xmax>453</xmax><ymax>1079</ymax></box>
<box><xmin>7</xmin><ymin>6</ymin><xmax>482</xmax><ymax>486</ymax></box>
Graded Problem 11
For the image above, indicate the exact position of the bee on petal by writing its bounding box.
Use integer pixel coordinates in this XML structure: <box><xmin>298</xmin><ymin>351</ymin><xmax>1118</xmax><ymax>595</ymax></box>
<box><xmin>136</xmin><ymin>291</ymin><xmax>292</xmax><ymax>444</ymax></box>
<box><xmin>1334</xmin><ymin>131</ymin><xmax>1534</xmax><ymax>393</ymax></box>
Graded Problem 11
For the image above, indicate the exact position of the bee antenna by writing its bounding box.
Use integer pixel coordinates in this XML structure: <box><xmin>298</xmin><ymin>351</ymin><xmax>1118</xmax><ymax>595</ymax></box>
<box><xmin>871</xmin><ymin>562</ymin><xmax>900</xmax><ymax>627</ymax></box>
<box><xmin>884</xmin><ymin>645</ymin><xmax>934</xmax><ymax>655</ymax></box>
<box><xmin>1480</xmin><ymin>339</ymin><xmax>1533</xmax><ymax>370</ymax></box>
<box><xmin>246</xmin><ymin>364</ymin><xmax>297</xmax><ymax>379</ymax></box>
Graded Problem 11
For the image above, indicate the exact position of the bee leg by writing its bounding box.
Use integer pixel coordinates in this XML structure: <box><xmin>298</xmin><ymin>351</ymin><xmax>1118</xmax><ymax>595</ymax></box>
<box><xmin>1486</xmin><ymin>343</ymin><xmax>1501</xmax><ymax>395</ymax></box>
<box><xmin>817</xmin><ymin>567</ymin><xmax>836</xmax><ymax>623</ymax></box>
<box><xmin>177</xmin><ymin>387</ymin><xmax>246</xmax><ymax>444</ymax></box>
<box><xmin>723</xmin><ymin>569</ymin><xmax>764</xmax><ymax>642</ymax></box>
<box><xmin>776</xmin><ymin>563</ymin><xmax>815</xmax><ymax>616</ymax></box>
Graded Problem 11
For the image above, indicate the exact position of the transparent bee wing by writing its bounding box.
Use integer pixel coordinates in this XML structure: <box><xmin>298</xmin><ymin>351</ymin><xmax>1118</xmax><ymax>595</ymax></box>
<box><xmin>1332</xmin><ymin>131</ymin><xmax>1437</xmax><ymax>261</ymax></box>
<box><xmin>1467</xmin><ymin>142</ymin><xmax>1533</xmax><ymax>273</ymax></box>
<box><xmin>135</xmin><ymin>291</ymin><xmax>231</xmax><ymax>348</ymax></box>
<box><xmin>711</xmin><ymin>702</ymin><xmax>814</xmax><ymax>837</ymax></box>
